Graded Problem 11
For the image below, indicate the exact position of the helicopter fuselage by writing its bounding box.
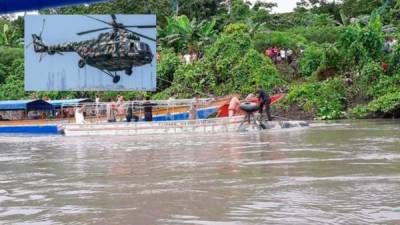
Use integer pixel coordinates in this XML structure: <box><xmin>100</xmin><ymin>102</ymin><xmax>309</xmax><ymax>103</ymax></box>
<box><xmin>32</xmin><ymin>31</ymin><xmax>154</xmax><ymax>72</ymax></box>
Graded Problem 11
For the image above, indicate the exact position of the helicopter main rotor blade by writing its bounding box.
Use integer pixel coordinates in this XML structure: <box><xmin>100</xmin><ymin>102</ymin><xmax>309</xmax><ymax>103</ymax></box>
<box><xmin>123</xmin><ymin>28</ymin><xmax>156</xmax><ymax>42</ymax></box>
<box><xmin>77</xmin><ymin>27</ymin><xmax>111</xmax><ymax>35</ymax></box>
<box><xmin>124</xmin><ymin>25</ymin><xmax>156</xmax><ymax>29</ymax></box>
<box><xmin>111</xmin><ymin>14</ymin><xmax>117</xmax><ymax>23</ymax></box>
<box><xmin>85</xmin><ymin>15</ymin><xmax>114</xmax><ymax>27</ymax></box>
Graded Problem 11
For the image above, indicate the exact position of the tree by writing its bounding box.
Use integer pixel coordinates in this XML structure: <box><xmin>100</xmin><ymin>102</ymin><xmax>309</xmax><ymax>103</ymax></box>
<box><xmin>340</xmin><ymin>0</ymin><xmax>383</xmax><ymax>18</ymax></box>
<box><xmin>384</xmin><ymin>0</ymin><xmax>400</xmax><ymax>26</ymax></box>
<box><xmin>46</xmin><ymin>0</ymin><xmax>227</xmax><ymax>26</ymax></box>
<box><xmin>296</xmin><ymin>0</ymin><xmax>341</xmax><ymax>21</ymax></box>
<box><xmin>0</xmin><ymin>58</ymin><xmax>26</xmax><ymax>100</ymax></box>
<box><xmin>156</xmin><ymin>48</ymin><xmax>181</xmax><ymax>90</ymax></box>
<box><xmin>158</xmin><ymin>15</ymin><xmax>217</xmax><ymax>52</ymax></box>
<box><xmin>175</xmin><ymin>0</ymin><xmax>225</xmax><ymax>21</ymax></box>
<box><xmin>250</xmin><ymin>1</ymin><xmax>277</xmax><ymax>27</ymax></box>
<box><xmin>44</xmin><ymin>0</ymin><xmax>173</xmax><ymax>26</ymax></box>
<box><xmin>0</xmin><ymin>22</ymin><xmax>23</xmax><ymax>47</ymax></box>
<box><xmin>0</xmin><ymin>47</ymin><xmax>23</xmax><ymax>84</ymax></box>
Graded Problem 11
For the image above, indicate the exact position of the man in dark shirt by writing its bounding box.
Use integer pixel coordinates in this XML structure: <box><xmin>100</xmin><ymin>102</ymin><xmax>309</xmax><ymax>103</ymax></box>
<box><xmin>143</xmin><ymin>97</ymin><xmax>156</xmax><ymax>122</ymax></box>
<box><xmin>257</xmin><ymin>87</ymin><xmax>272</xmax><ymax>121</ymax></box>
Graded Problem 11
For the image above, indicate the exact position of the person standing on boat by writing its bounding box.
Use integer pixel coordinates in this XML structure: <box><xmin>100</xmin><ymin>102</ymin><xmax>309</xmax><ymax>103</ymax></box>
<box><xmin>143</xmin><ymin>97</ymin><xmax>155</xmax><ymax>122</ymax></box>
<box><xmin>95</xmin><ymin>94</ymin><xmax>101</xmax><ymax>120</ymax></box>
<box><xmin>228</xmin><ymin>94</ymin><xmax>241</xmax><ymax>117</ymax></box>
<box><xmin>116</xmin><ymin>95</ymin><xmax>126</xmax><ymax>121</ymax></box>
<box><xmin>106</xmin><ymin>102</ymin><xmax>117</xmax><ymax>122</ymax></box>
<box><xmin>166</xmin><ymin>93</ymin><xmax>177</xmax><ymax>120</ymax></box>
<box><xmin>75</xmin><ymin>105</ymin><xmax>86</xmax><ymax>124</ymax></box>
<box><xmin>189</xmin><ymin>93</ymin><xmax>200</xmax><ymax>120</ymax></box>
<box><xmin>257</xmin><ymin>87</ymin><xmax>272</xmax><ymax>121</ymax></box>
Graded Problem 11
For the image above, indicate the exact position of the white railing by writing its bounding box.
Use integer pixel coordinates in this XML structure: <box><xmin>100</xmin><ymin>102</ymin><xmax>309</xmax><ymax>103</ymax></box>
<box><xmin>58</xmin><ymin>98</ymin><xmax>218</xmax><ymax>121</ymax></box>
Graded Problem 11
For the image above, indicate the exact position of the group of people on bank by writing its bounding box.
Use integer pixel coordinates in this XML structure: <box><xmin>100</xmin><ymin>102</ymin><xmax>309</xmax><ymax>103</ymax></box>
<box><xmin>265</xmin><ymin>46</ymin><xmax>296</xmax><ymax>65</ymax></box>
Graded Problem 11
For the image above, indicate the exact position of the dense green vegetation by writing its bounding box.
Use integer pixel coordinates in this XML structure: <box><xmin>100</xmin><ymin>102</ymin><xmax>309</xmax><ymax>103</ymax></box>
<box><xmin>0</xmin><ymin>0</ymin><xmax>399</xmax><ymax>119</ymax></box>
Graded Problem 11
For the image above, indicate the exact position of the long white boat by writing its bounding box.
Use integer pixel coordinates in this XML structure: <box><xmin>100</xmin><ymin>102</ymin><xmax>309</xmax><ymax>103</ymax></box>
<box><xmin>62</xmin><ymin>116</ymin><xmax>309</xmax><ymax>136</ymax></box>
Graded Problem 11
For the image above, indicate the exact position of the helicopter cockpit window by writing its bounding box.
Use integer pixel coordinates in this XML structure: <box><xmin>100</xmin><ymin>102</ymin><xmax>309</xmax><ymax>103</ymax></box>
<box><xmin>139</xmin><ymin>43</ymin><xmax>150</xmax><ymax>51</ymax></box>
<box><xmin>135</xmin><ymin>42</ymin><xmax>142</xmax><ymax>51</ymax></box>
<box><xmin>134</xmin><ymin>42</ymin><xmax>151</xmax><ymax>52</ymax></box>
<box><xmin>144</xmin><ymin>43</ymin><xmax>150</xmax><ymax>51</ymax></box>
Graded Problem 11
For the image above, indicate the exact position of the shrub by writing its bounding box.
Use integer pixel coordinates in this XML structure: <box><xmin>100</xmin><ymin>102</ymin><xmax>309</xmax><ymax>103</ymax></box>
<box><xmin>286</xmin><ymin>78</ymin><xmax>346</xmax><ymax>119</ymax></box>
<box><xmin>253</xmin><ymin>31</ymin><xmax>307</xmax><ymax>52</ymax></box>
<box><xmin>298</xmin><ymin>45</ymin><xmax>324</xmax><ymax>77</ymax></box>
<box><xmin>368</xmin><ymin>91</ymin><xmax>400</xmax><ymax>114</ymax></box>
<box><xmin>357</xmin><ymin>61</ymin><xmax>383</xmax><ymax>95</ymax></box>
<box><xmin>159</xmin><ymin>28</ymin><xmax>284</xmax><ymax>97</ymax></box>
<box><xmin>156</xmin><ymin>48</ymin><xmax>181</xmax><ymax>91</ymax></box>
<box><xmin>289</xmin><ymin>26</ymin><xmax>341</xmax><ymax>44</ymax></box>
<box><xmin>231</xmin><ymin>49</ymin><xmax>284</xmax><ymax>95</ymax></box>
<box><xmin>349</xmin><ymin>105</ymin><xmax>370</xmax><ymax>118</ymax></box>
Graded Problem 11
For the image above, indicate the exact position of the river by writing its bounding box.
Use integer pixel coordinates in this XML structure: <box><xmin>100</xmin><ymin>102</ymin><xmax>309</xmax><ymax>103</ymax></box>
<box><xmin>0</xmin><ymin>120</ymin><xmax>399</xmax><ymax>225</ymax></box>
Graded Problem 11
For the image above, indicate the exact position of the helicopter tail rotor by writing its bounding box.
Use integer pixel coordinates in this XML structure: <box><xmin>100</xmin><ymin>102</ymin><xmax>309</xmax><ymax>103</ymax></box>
<box><xmin>26</xmin><ymin>18</ymin><xmax>46</xmax><ymax>49</ymax></box>
<box><xmin>31</xmin><ymin>34</ymin><xmax>48</xmax><ymax>53</ymax></box>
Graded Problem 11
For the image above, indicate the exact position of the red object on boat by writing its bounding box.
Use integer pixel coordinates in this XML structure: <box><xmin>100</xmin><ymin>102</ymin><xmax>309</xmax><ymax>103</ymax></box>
<box><xmin>217</xmin><ymin>94</ymin><xmax>285</xmax><ymax>117</ymax></box>
<box><xmin>270</xmin><ymin>94</ymin><xmax>285</xmax><ymax>104</ymax></box>
<box><xmin>217</xmin><ymin>104</ymin><xmax>230</xmax><ymax>117</ymax></box>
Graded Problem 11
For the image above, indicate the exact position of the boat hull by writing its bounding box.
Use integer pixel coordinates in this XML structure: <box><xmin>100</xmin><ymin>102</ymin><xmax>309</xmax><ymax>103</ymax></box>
<box><xmin>62</xmin><ymin>116</ymin><xmax>308</xmax><ymax>136</ymax></box>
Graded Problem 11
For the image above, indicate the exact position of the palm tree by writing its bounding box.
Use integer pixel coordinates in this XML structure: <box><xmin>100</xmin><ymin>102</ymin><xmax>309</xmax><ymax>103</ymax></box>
<box><xmin>158</xmin><ymin>15</ymin><xmax>217</xmax><ymax>52</ymax></box>
<box><xmin>0</xmin><ymin>23</ymin><xmax>22</xmax><ymax>47</ymax></box>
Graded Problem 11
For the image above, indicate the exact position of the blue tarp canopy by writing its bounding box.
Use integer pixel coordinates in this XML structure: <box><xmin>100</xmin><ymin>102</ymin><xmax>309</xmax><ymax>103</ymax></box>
<box><xmin>0</xmin><ymin>0</ymin><xmax>107</xmax><ymax>14</ymax></box>
<box><xmin>0</xmin><ymin>99</ymin><xmax>53</xmax><ymax>111</ymax></box>
<box><xmin>49</xmin><ymin>98</ymin><xmax>91</xmax><ymax>108</ymax></box>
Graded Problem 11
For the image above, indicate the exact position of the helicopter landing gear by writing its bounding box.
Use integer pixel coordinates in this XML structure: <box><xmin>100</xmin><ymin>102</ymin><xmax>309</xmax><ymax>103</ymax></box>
<box><xmin>113</xmin><ymin>75</ymin><xmax>121</xmax><ymax>83</ymax></box>
<box><xmin>125</xmin><ymin>68</ymin><xmax>133</xmax><ymax>76</ymax></box>
<box><xmin>102</xmin><ymin>70</ymin><xmax>121</xmax><ymax>83</ymax></box>
<box><xmin>78</xmin><ymin>59</ymin><xmax>85</xmax><ymax>68</ymax></box>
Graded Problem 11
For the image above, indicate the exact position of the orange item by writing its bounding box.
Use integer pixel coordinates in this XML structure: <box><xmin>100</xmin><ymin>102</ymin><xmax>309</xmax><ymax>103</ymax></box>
<box><xmin>270</xmin><ymin>94</ymin><xmax>285</xmax><ymax>104</ymax></box>
<box><xmin>217</xmin><ymin>103</ymin><xmax>230</xmax><ymax>117</ymax></box>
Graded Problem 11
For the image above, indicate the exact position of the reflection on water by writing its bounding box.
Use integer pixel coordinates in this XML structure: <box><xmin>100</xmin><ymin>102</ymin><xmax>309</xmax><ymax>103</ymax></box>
<box><xmin>0</xmin><ymin>120</ymin><xmax>399</xmax><ymax>225</ymax></box>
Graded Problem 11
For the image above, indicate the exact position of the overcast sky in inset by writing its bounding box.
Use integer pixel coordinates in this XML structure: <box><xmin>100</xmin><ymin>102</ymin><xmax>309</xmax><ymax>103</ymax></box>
<box><xmin>25</xmin><ymin>15</ymin><xmax>157</xmax><ymax>91</ymax></box>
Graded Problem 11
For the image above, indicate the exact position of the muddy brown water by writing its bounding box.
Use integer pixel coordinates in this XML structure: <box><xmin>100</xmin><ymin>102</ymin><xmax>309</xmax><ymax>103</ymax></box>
<box><xmin>0</xmin><ymin>120</ymin><xmax>399</xmax><ymax>225</ymax></box>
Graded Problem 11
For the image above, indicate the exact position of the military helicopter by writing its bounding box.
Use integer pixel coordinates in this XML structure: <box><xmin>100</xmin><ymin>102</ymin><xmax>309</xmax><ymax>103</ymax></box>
<box><xmin>30</xmin><ymin>14</ymin><xmax>156</xmax><ymax>83</ymax></box>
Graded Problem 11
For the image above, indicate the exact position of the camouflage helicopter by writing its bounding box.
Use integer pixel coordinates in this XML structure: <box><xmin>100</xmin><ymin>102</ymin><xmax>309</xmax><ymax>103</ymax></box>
<box><xmin>31</xmin><ymin>14</ymin><xmax>156</xmax><ymax>83</ymax></box>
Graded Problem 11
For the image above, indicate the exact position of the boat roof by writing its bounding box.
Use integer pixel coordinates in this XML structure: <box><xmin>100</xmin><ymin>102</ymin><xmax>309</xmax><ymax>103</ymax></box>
<box><xmin>0</xmin><ymin>99</ymin><xmax>53</xmax><ymax>111</ymax></box>
<box><xmin>48</xmin><ymin>98</ymin><xmax>92</xmax><ymax>108</ymax></box>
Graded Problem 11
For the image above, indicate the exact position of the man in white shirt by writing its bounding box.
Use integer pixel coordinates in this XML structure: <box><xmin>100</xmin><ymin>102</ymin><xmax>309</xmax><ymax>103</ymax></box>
<box><xmin>183</xmin><ymin>53</ymin><xmax>191</xmax><ymax>64</ymax></box>
<box><xmin>280</xmin><ymin>49</ymin><xmax>286</xmax><ymax>60</ymax></box>
<box><xmin>75</xmin><ymin>105</ymin><xmax>86</xmax><ymax>124</ymax></box>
